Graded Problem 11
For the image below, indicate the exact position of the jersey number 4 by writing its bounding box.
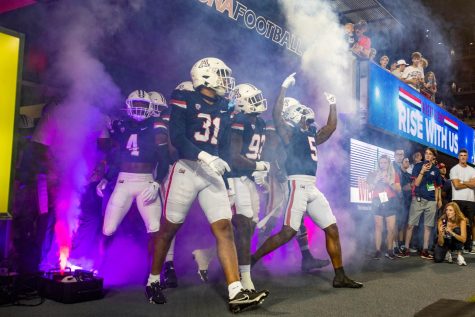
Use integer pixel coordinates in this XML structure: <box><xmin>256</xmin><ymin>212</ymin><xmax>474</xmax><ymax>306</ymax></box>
<box><xmin>194</xmin><ymin>113</ymin><xmax>221</xmax><ymax>144</ymax></box>
<box><xmin>307</xmin><ymin>136</ymin><xmax>318</xmax><ymax>161</ymax></box>
<box><xmin>246</xmin><ymin>134</ymin><xmax>266</xmax><ymax>160</ymax></box>
<box><xmin>127</xmin><ymin>134</ymin><xmax>140</xmax><ymax>156</ymax></box>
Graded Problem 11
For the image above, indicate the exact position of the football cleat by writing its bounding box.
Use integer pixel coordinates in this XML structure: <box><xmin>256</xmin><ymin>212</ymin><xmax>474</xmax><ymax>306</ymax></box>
<box><xmin>301</xmin><ymin>256</ymin><xmax>331</xmax><ymax>272</ymax></box>
<box><xmin>145</xmin><ymin>281</ymin><xmax>166</xmax><ymax>304</ymax></box>
<box><xmin>333</xmin><ymin>275</ymin><xmax>363</xmax><ymax>289</ymax></box>
<box><xmin>161</xmin><ymin>261</ymin><xmax>178</xmax><ymax>288</ymax></box>
<box><xmin>192</xmin><ymin>248</ymin><xmax>215</xmax><ymax>283</ymax></box>
<box><xmin>228</xmin><ymin>289</ymin><xmax>269</xmax><ymax>314</ymax></box>
<box><xmin>198</xmin><ymin>269</ymin><xmax>209</xmax><ymax>283</ymax></box>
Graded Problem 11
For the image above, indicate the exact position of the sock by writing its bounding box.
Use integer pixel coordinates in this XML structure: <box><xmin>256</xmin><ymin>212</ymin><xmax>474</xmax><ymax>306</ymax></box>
<box><xmin>147</xmin><ymin>274</ymin><xmax>160</xmax><ymax>286</ymax></box>
<box><xmin>228</xmin><ymin>281</ymin><xmax>243</xmax><ymax>300</ymax></box>
<box><xmin>239</xmin><ymin>265</ymin><xmax>254</xmax><ymax>291</ymax></box>
<box><xmin>334</xmin><ymin>267</ymin><xmax>345</xmax><ymax>280</ymax></box>
<box><xmin>165</xmin><ymin>238</ymin><xmax>175</xmax><ymax>262</ymax></box>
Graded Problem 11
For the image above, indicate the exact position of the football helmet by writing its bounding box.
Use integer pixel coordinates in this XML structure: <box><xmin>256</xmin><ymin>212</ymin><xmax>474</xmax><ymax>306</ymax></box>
<box><xmin>230</xmin><ymin>83</ymin><xmax>267</xmax><ymax>114</ymax></box>
<box><xmin>283</xmin><ymin>104</ymin><xmax>315</xmax><ymax>126</ymax></box>
<box><xmin>190</xmin><ymin>57</ymin><xmax>235</xmax><ymax>96</ymax></box>
<box><xmin>148</xmin><ymin>91</ymin><xmax>168</xmax><ymax>117</ymax></box>
<box><xmin>282</xmin><ymin>97</ymin><xmax>301</xmax><ymax>114</ymax></box>
<box><xmin>175</xmin><ymin>81</ymin><xmax>194</xmax><ymax>91</ymax></box>
<box><xmin>125</xmin><ymin>90</ymin><xmax>152</xmax><ymax>121</ymax></box>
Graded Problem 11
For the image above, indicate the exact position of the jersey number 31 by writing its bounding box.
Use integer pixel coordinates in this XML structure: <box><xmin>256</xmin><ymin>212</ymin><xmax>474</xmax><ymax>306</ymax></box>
<box><xmin>194</xmin><ymin>113</ymin><xmax>221</xmax><ymax>144</ymax></box>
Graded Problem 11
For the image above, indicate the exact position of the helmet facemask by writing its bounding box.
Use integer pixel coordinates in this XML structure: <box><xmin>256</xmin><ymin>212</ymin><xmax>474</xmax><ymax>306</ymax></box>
<box><xmin>231</xmin><ymin>83</ymin><xmax>267</xmax><ymax>114</ymax></box>
<box><xmin>126</xmin><ymin>100</ymin><xmax>152</xmax><ymax>121</ymax></box>
<box><xmin>126</xmin><ymin>90</ymin><xmax>153</xmax><ymax>121</ymax></box>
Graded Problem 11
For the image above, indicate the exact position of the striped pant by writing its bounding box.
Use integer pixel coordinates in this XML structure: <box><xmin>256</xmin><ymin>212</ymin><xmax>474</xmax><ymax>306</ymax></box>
<box><xmin>284</xmin><ymin>175</ymin><xmax>336</xmax><ymax>231</ymax></box>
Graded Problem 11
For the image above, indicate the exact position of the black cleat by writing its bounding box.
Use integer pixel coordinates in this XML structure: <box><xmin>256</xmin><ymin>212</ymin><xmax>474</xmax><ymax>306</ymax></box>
<box><xmin>146</xmin><ymin>281</ymin><xmax>166</xmax><ymax>304</ymax></box>
<box><xmin>333</xmin><ymin>276</ymin><xmax>363</xmax><ymax>289</ymax></box>
<box><xmin>229</xmin><ymin>289</ymin><xmax>269</xmax><ymax>314</ymax></box>
<box><xmin>198</xmin><ymin>269</ymin><xmax>209</xmax><ymax>283</ymax></box>
<box><xmin>162</xmin><ymin>261</ymin><xmax>178</xmax><ymax>288</ymax></box>
<box><xmin>301</xmin><ymin>256</ymin><xmax>331</xmax><ymax>272</ymax></box>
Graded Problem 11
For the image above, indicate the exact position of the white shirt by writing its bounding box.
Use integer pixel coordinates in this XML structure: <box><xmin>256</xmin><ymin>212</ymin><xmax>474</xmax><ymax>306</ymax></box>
<box><xmin>401</xmin><ymin>66</ymin><xmax>424</xmax><ymax>91</ymax></box>
<box><xmin>450</xmin><ymin>164</ymin><xmax>475</xmax><ymax>201</ymax></box>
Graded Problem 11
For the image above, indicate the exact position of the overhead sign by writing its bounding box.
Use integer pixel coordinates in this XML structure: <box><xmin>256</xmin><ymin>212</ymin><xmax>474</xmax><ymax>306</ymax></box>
<box><xmin>368</xmin><ymin>63</ymin><xmax>475</xmax><ymax>163</ymax></box>
<box><xmin>0</xmin><ymin>28</ymin><xmax>23</xmax><ymax>217</ymax></box>
<box><xmin>197</xmin><ymin>0</ymin><xmax>303</xmax><ymax>56</ymax></box>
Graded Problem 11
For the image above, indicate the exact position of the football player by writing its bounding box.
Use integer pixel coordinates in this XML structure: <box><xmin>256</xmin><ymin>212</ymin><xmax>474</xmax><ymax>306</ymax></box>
<box><xmin>251</xmin><ymin>73</ymin><xmax>363</xmax><ymax>289</ymax></box>
<box><xmin>222</xmin><ymin>83</ymin><xmax>270</xmax><ymax>291</ymax></box>
<box><xmin>147</xmin><ymin>90</ymin><xmax>178</xmax><ymax>288</ymax></box>
<box><xmin>148</xmin><ymin>57</ymin><xmax>269</xmax><ymax>312</ymax></box>
<box><xmin>95</xmin><ymin>90</ymin><xmax>171</xmax><ymax>284</ymax></box>
<box><xmin>259</xmin><ymin>112</ymin><xmax>330</xmax><ymax>273</ymax></box>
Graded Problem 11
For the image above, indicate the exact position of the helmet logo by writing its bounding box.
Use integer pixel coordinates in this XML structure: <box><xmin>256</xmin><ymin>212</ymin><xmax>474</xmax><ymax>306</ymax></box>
<box><xmin>198</xmin><ymin>59</ymin><xmax>210</xmax><ymax>68</ymax></box>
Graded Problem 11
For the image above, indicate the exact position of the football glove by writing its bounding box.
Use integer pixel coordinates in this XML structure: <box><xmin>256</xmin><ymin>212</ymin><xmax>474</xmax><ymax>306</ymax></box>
<box><xmin>198</xmin><ymin>151</ymin><xmax>231</xmax><ymax>176</ymax></box>
<box><xmin>140</xmin><ymin>181</ymin><xmax>160</xmax><ymax>204</ymax></box>
<box><xmin>324</xmin><ymin>92</ymin><xmax>336</xmax><ymax>105</ymax></box>
<box><xmin>252</xmin><ymin>171</ymin><xmax>268</xmax><ymax>186</ymax></box>
<box><xmin>96</xmin><ymin>178</ymin><xmax>108</xmax><ymax>197</ymax></box>
<box><xmin>282</xmin><ymin>72</ymin><xmax>296</xmax><ymax>88</ymax></box>
<box><xmin>255</xmin><ymin>161</ymin><xmax>270</xmax><ymax>172</ymax></box>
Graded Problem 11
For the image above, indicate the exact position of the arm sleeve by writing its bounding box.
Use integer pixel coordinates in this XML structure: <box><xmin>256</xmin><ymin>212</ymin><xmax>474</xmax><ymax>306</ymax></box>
<box><xmin>155</xmin><ymin>143</ymin><xmax>170</xmax><ymax>183</ymax></box>
<box><xmin>169</xmin><ymin>90</ymin><xmax>203</xmax><ymax>160</ymax></box>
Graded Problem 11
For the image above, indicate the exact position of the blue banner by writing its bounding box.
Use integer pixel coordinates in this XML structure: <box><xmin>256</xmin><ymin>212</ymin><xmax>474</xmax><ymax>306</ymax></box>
<box><xmin>368</xmin><ymin>63</ymin><xmax>475</xmax><ymax>164</ymax></box>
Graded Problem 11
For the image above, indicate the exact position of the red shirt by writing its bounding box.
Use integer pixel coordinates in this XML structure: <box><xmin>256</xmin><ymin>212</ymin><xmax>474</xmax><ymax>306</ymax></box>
<box><xmin>357</xmin><ymin>35</ymin><xmax>371</xmax><ymax>50</ymax></box>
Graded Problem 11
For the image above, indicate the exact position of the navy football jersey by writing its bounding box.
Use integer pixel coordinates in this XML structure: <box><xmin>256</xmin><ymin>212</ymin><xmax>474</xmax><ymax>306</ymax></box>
<box><xmin>285</xmin><ymin>125</ymin><xmax>318</xmax><ymax>176</ymax></box>
<box><xmin>169</xmin><ymin>89</ymin><xmax>229</xmax><ymax>159</ymax></box>
<box><xmin>109</xmin><ymin>117</ymin><xmax>168</xmax><ymax>164</ymax></box>
<box><xmin>221</xmin><ymin>112</ymin><xmax>267</xmax><ymax>178</ymax></box>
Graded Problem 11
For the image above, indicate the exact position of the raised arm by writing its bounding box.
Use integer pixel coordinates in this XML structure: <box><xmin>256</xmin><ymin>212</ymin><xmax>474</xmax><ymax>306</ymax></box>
<box><xmin>273</xmin><ymin>73</ymin><xmax>296</xmax><ymax>145</ymax></box>
<box><xmin>315</xmin><ymin>93</ymin><xmax>337</xmax><ymax>145</ymax></box>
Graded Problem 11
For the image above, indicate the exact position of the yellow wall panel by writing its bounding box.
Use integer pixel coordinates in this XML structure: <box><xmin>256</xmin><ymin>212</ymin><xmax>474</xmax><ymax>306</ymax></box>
<box><xmin>0</xmin><ymin>29</ymin><xmax>22</xmax><ymax>216</ymax></box>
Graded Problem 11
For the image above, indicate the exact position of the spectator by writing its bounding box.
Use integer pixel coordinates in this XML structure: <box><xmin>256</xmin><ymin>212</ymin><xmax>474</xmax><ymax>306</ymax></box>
<box><xmin>449</xmin><ymin>148</ymin><xmax>475</xmax><ymax>254</ymax></box>
<box><xmin>438</xmin><ymin>162</ymin><xmax>452</xmax><ymax>207</ymax></box>
<box><xmin>397</xmin><ymin>157</ymin><xmax>412</xmax><ymax>251</ymax></box>
<box><xmin>344</xmin><ymin>23</ymin><xmax>355</xmax><ymax>48</ymax></box>
<box><xmin>367</xmin><ymin>155</ymin><xmax>401</xmax><ymax>259</ymax></box>
<box><xmin>420</xmin><ymin>57</ymin><xmax>429</xmax><ymax>70</ymax></box>
<box><xmin>392</xmin><ymin>59</ymin><xmax>409</xmax><ymax>79</ymax></box>
<box><xmin>422</xmin><ymin>71</ymin><xmax>437</xmax><ymax>102</ymax></box>
<box><xmin>401</xmin><ymin>52</ymin><xmax>425</xmax><ymax>91</ymax></box>
<box><xmin>434</xmin><ymin>202</ymin><xmax>467</xmax><ymax>265</ymax></box>
<box><xmin>351</xmin><ymin>20</ymin><xmax>371</xmax><ymax>59</ymax></box>
<box><xmin>369</xmin><ymin>48</ymin><xmax>377</xmax><ymax>61</ymax></box>
<box><xmin>400</xmin><ymin>147</ymin><xmax>442</xmax><ymax>259</ymax></box>
<box><xmin>407</xmin><ymin>150</ymin><xmax>422</xmax><ymax>174</ymax></box>
<box><xmin>390</xmin><ymin>61</ymin><xmax>397</xmax><ymax>72</ymax></box>
<box><xmin>379</xmin><ymin>55</ymin><xmax>390</xmax><ymax>71</ymax></box>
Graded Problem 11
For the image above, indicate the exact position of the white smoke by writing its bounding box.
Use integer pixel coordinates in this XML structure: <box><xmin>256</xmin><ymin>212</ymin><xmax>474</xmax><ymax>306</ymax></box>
<box><xmin>42</xmin><ymin>0</ymin><xmax>145</xmax><ymax>268</ymax></box>
<box><xmin>279</xmin><ymin>0</ymin><xmax>355</xmax><ymax>114</ymax></box>
<box><xmin>277</xmin><ymin>0</ymin><xmax>360</xmax><ymax>263</ymax></box>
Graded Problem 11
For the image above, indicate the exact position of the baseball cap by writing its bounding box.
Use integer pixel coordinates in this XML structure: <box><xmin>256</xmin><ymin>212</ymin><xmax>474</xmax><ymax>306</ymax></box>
<box><xmin>396</xmin><ymin>59</ymin><xmax>409</xmax><ymax>66</ymax></box>
<box><xmin>437</xmin><ymin>162</ymin><xmax>446</xmax><ymax>169</ymax></box>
